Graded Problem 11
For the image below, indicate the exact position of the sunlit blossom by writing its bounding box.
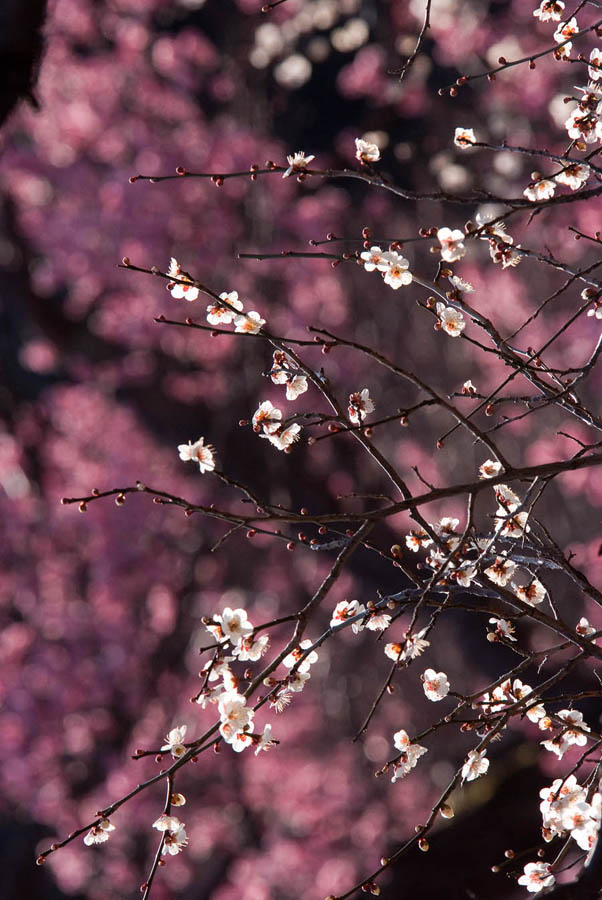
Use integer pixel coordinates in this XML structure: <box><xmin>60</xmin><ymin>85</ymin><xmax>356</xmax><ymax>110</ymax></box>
<box><xmin>161</xmin><ymin>725</ymin><xmax>187</xmax><ymax>758</ymax></box>
<box><xmin>437</xmin><ymin>227</ymin><xmax>466</xmax><ymax>262</ymax></box>
<box><xmin>462</xmin><ymin>750</ymin><xmax>489</xmax><ymax>782</ymax></box>
<box><xmin>435</xmin><ymin>302</ymin><xmax>465</xmax><ymax>337</ymax></box>
<box><xmin>166</xmin><ymin>257</ymin><xmax>200</xmax><ymax>301</ymax></box>
<box><xmin>355</xmin><ymin>138</ymin><xmax>380</xmax><ymax>163</ymax></box>
<box><xmin>177</xmin><ymin>436</ymin><xmax>216</xmax><ymax>473</ymax></box>
<box><xmin>282</xmin><ymin>151</ymin><xmax>315</xmax><ymax>178</ymax></box>
<box><xmin>518</xmin><ymin>862</ymin><xmax>555</xmax><ymax>893</ymax></box>
<box><xmin>422</xmin><ymin>668</ymin><xmax>450</xmax><ymax>701</ymax></box>
<box><xmin>453</xmin><ymin>127</ymin><xmax>476</xmax><ymax>148</ymax></box>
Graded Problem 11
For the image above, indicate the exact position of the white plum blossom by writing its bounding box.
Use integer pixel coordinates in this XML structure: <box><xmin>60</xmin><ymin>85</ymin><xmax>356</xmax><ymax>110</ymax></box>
<box><xmin>232</xmin><ymin>634</ymin><xmax>270</xmax><ymax>661</ymax></box>
<box><xmin>563</xmin><ymin>800</ymin><xmax>600</xmax><ymax>851</ymax></box>
<box><xmin>449</xmin><ymin>274</ymin><xmax>474</xmax><ymax>292</ymax></box>
<box><xmin>382</xmin><ymin>250</ymin><xmax>413</xmax><ymax>289</ymax></box>
<box><xmin>348</xmin><ymin>388</ymin><xmax>375</xmax><ymax>424</ymax></box>
<box><xmin>365</xmin><ymin>611</ymin><xmax>392</xmax><ymax>631</ymax></box>
<box><xmin>166</xmin><ymin>258</ymin><xmax>200</xmax><ymax>301</ymax></box>
<box><xmin>557</xmin><ymin>708</ymin><xmax>591</xmax><ymax>745</ymax></box>
<box><xmin>565</xmin><ymin>108</ymin><xmax>602</xmax><ymax>143</ymax></box>
<box><xmin>288</xmin><ymin>670</ymin><xmax>311</xmax><ymax>692</ymax></box>
<box><xmin>270</xmin><ymin>350</ymin><xmax>293</xmax><ymax>385</ymax></box>
<box><xmin>153</xmin><ymin>814</ymin><xmax>182</xmax><ymax>832</ymax></box>
<box><xmin>432</xmin><ymin>517</ymin><xmax>459</xmax><ymax>536</ymax></box>
<box><xmin>435</xmin><ymin>302</ymin><xmax>466</xmax><ymax>337</ymax></box>
<box><xmin>385</xmin><ymin>628</ymin><xmax>430</xmax><ymax>663</ymax></box>
<box><xmin>533</xmin><ymin>0</ymin><xmax>565</xmax><ymax>21</ymax></box>
<box><xmin>231</xmin><ymin>730</ymin><xmax>255</xmax><ymax>752</ymax></box>
<box><xmin>161</xmin><ymin>725</ymin><xmax>187</xmax><ymax>758</ymax></box>
<box><xmin>261</xmin><ymin>422</ymin><xmax>302</xmax><ymax>450</ymax></box>
<box><xmin>455</xmin><ymin>565</ymin><xmax>477</xmax><ymax>587</ymax></box>
<box><xmin>587</xmin><ymin>304</ymin><xmax>602</xmax><ymax>320</ymax></box>
<box><xmin>479</xmin><ymin>459</ymin><xmax>503</xmax><ymax>479</ymax></box>
<box><xmin>254</xmin><ymin>723</ymin><xmax>276</xmax><ymax>755</ymax></box>
<box><xmin>391</xmin><ymin>729</ymin><xmax>428</xmax><ymax>781</ymax></box>
<box><xmin>285</xmin><ymin>375</ymin><xmax>308</xmax><ymax>401</ymax></box>
<box><xmin>576</xmin><ymin>617</ymin><xmax>596</xmax><ymax>637</ymax></box>
<box><xmin>218</xmin><ymin>691</ymin><xmax>253</xmax><ymax>744</ymax></box>
<box><xmin>422</xmin><ymin>668</ymin><xmax>450</xmax><ymax>702</ymax></box>
<box><xmin>437</xmin><ymin>227</ymin><xmax>466</xmax><ymax>262</ymax></box>
<box><xmin>485</xmin><ymin>556</ymin><xmax>517</xmax><ymax>586</ymax></box>
<box><xmin>462</xmin><ymin>750</ymin><xmax>489</xmax><ymax>782</ymax></box>
<box><xmin>554</xmin><ymin>17</ymin><xmax>579</xmax><ymax>55</ymax></box>
<box><xmin>518</xmin><ymin>862</ymin><xmax>555</xmax><ymax>893</ymax></box>
<box><xmin>355</xmin><ymin>138</ymin><xmax>380</xmax><ymax>163</ymax></box>
<box><xmin>220</xmin><ymin>607</ymin><xmax>254</xmax><ymax>642</ymax></box>
<box><xmin>462</xmin><ymin>379</ymin><xmax>477</xmax><ymax>394</ymax></box>
<box><xmin>195</xmin><ymin>684</ymin><xmax>226</xmax><ymax>707</ymax></box>
<box><xmin>282</xmin><ymin>151</ymin><xmax>315</xmax><ymax>178</ymax></box>
<box><xmin>540</xmin><ymin>775</ymin><xmax>587</xmax><ymax>841</ymax></box>
<box><xmin>475</xmin><ymin>212</ymin><xmax>513</xmax><ymax>243</ymax></box>
<box><xmin>488</xmin><ymin>617</ymin><xmax>517</xmax><ymax>641</ymax></box>
<box><xmin>162</xmin><ymin>823</ymin><xmax>188</xmax><ymax>856</ymax></box>
<box><xmin>589</xmin><ymin>47</ymin><xmax>602</xmax><ymax>80</ymax></box>
<box><xmin>206</xmin><ymin>291</ymin><xmax>244</xmax><ymax>325</ymax></box>
<box><xmin>283</xmin><ymin>639</ymin><xmax>319</xmax><ymax>673</ymax></box>
<box><xmin>360</xmin><ymin>246</ymin><xmax>389</xmax><ymax>272</ymax></box>
<box><xmin>454</xmin><ymin>127</ymin><xmax>476</xmax><ymax>148</ymax></box>
<box><xmin>200</xmin><ymin>657</ymin><xmax>233</xmax><ymax>683</ymax></box>
<box><xmin>234</xmin><ymin>311</ymin><xmax>265</xmax><ymax>333</ymax></box>
<box><xmin>405</xmin><ymin>529</ymin><xmax>433</xmax><ymax>552</ymax></box>
<box><xmin>83</xmin><ymin>818</ymin><xmax>115</xmax><ymax>846</ymax></box>
<box><xmin>523</xmin><ymin>179</ymin><xmax>556</xmax><ymax>202</ymax></box>
<box><xmin>330</xmin><ymin>599</ymin><xmax>367</xmax><ymax>632</ymax></box>
<box><xmin>494</xmin><ymin>483</ymin><xmax>521</xmax><ymax>508</ymax></box>
<box><xmin>177</xmin><ymin>436</ymin><xmax>216</xmax><ymax>473</ymax></box>
<box><xmin>513</xmin><ymin>578</ymin><xmax>546</xmax><ymax>606</ymax></box>
<box><xmin>495</xmin><ymin>506</ymin><xmax>530</xmax><ymax>538</ymax></box>
<box><xmin>253</xmin><ymin>400</ymin><xmax>282</xmax><ymax>433</ymax></box>
<box><xmin>491</xmin><ymin>241</ymin><xmax>522</xmax><ymax>269</ymax></box>
<box><xmin>554</xmin><ymin>163</ymin><xmax>590</xmax><ymax>190</ymax></box>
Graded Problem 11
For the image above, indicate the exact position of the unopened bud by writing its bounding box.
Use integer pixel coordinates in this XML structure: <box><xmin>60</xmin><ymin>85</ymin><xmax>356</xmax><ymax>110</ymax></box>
<box><xmin>440</xmin><ymin>804</ymin><xmax>454</xmax><ymax>819</ymax></box>
<box><xmin>418</xmin><ymin>838</ymin><xmax>430</xmax><ymax>852</ymax></box>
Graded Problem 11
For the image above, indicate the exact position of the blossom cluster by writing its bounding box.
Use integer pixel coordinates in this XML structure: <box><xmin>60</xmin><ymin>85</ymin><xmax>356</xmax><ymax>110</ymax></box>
<box><xmin>167</xmin><ymin>259</ymin><xmax>266</xmax><ymax>335</ymax></box>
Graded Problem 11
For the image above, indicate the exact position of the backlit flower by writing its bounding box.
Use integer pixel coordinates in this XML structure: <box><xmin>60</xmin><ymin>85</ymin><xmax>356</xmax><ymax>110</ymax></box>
<box><xmin>84</xmin><ymin>818</ymin><xmax>115</xmax><ymax>846</ymax></box>
<box><xmin>422</xmin><ymin>668</ymin><xmax>450</xmax><ymax>701</ymax></box>
<box><xmin>166</xmin><ymin>257</ymin><xmax>200</xmax><ymax>301</ymax></box>
<box><xmin>554</xmin><ymin>163</ymin><xmax>590</xmax><ymax>190</ymax></box>
<box><xmin>360</xmin><ymin>246</ymin><xmax>389</xmax><ymax>272</ymax></box>
<box><xmin>162</xmin><ymin>823</ymin><xmax>188</xmax><ymax>855</ymax></box>
<box><xmin>523</xmin><ymin>179</ymin><xmax>555</xmax><ymax>202</ymax></box>
<box><xmin>206</xmin><ymin>291</ymin><xmax>243</xmax><ymax>325</ymax></box>
<box><xmin>177</xmin><ymin>437</ymin><xmax>216</xmax><ymax>473</ymax></box>
<box><xmin>161</xmin><ymin>725</ymin><xmax>187</xmax><ymax>758</ymax></box>
<box><xmin>261</xmin><ymin>422</ymin><xmax>302</xmax><ymax>450</ymax></box>
<box><xmin>462</xmin><ymin>750</ymin><xmax>489</xmax><ymax>782</ymax></box>
<box><xmin>437</xmin><ymin>227</ymin><xmax>466</xmax><ymax>262</ymax></box>
<box><xmin>454</xmin><ymin>127</ymin><xmax>476</xmax><ymax>148</ymax></box>
<box><xmin>355</xmin><ymin>138</ymin><xmax>380</xmax><ymax>163</ymax></box>
<box><xmin>348</xmin><ymin>388</ymin><xmax>375</xmax><ymax>424</ymax></box>
<box><xmin>436</xmin><ymin>302</ymin><xmax>465</xmax><ymax>337</ymax></box>
<box><xmin>234</xmin><ymin>311</ymin><xmax>265</xmax><ymax>333</ymax></box>
<box><xmin>533</xmin><ymin>1</ymin><xmax>565</xmax><ymax>21</ymax></box>
<box><xmin>479</xmin><ymin>459</ymin><xmax>503</xmax><ymax>479</ymax></box>
<box><xmin>382</xmin><ymin>250</ymin><xmax>413</xmax><ymax>289</ymax></box>
<box><xmin>518</xmin><ymin>862</ymin><xmax>555</xmax><ymax>893</ymax></box>
<box><xmin>282</xmin><ymin>151</ymin><xmax>315</xmax><ymax>178</ymax></box>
